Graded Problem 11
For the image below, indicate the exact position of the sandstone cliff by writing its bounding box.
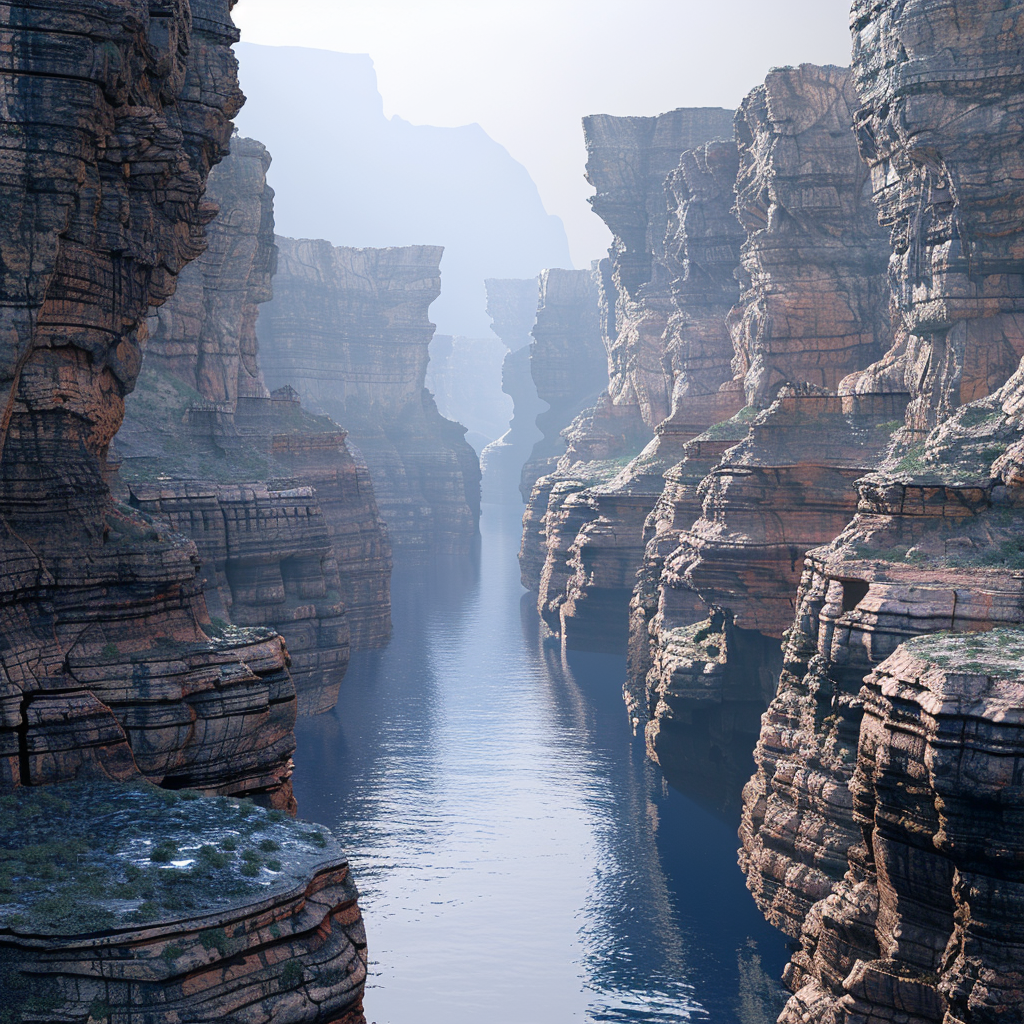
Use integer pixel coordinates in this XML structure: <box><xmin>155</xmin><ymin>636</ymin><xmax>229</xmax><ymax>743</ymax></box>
<box><xmin>257</xmin><ymin>238</ymin><xmax>481</xmax><ymax>556</ymax></box>
<box><xmin>738</xmin><ymin>4</ymin><xmax>1024</xmax><ymax>1020</ymax></box>
<box><xmin>521</xmin><ymin>111</ymin><xmax>742</xmax><ymax>652</ymax></box>
<box><xmin>519</xmin><ymin>267</ymin><xmax>607</xmax><ymax>497</ymax></box>
<box><xmin>117</xmin><ymin>138</ymin><xmax>392</xmax><ymax>715</ymax></box>
<box><xmin>0</xmin><ymin>5</ymin><xmax>367</xmax><ymax>1020</ymax></box>
<box><xmin>633</xmin><ymin>66</ymin><xmax>897</xmax><ymax>810</ymax></box>
<box><xmin>480</xmin><ymin>277</ymin><xmax>545</xmax><ymax>503</ymax></box>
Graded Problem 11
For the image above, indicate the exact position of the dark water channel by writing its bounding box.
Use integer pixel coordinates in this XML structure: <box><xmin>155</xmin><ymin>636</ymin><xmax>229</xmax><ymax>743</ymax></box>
<box><xmin>293</xmin><ymin>504</ymin><xmax>789</xmax><ymax>1024</ymax></box>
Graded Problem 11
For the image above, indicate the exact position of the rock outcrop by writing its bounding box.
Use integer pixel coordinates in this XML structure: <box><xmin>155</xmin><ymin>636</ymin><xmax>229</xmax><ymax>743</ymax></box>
<box><xmin>633</xmin><ymin>66</ymin><xmax>898</xmax><ymax>810</ymax></box>
<box><xmin>738</xmin><ymin>5</ymin><xmax>1024</xmax><ymax>1021</ymax></box>
<box><xmin>117</xmin><ymin>138</ymin><xmax>392</xmax><ymax>715</ymax></box>
<box><xmin>257</xmin><ymin>239</ymin><xmax>481</xmax><ymax>555</ymax></box>
<box><xmin>0</xmin><ymin>5</ymin><xmax>367</xmax><ymax>1021</ymax></box>
<box><xmin>521</xmin><ymin>111</ymin><xmax>742</xmax><ymax>651</ymax></box>
<box><xmin>480</xmin><ymin>277</ymin><xmax>545</xmax><ymax>503</ymax></box>
<box><xmin>1</xmin><ymin>781</ymin><xmax>367</xmax><ymax>1024</ymax></box>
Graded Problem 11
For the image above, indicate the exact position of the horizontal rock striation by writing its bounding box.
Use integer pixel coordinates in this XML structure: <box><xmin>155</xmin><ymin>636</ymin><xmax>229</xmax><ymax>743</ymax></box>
<box><xmin>519</xmin><ymin>267</ymin><xmax>608</xmax><ymax>496</ymax></box>
<box><xmin>777</xmin><ymin>632</ymin><xmax>1024</xmax><ymax>1024</ymax></box>
<box><xmin>258</xmin><ymin>238</ymin><xmax>481</xmax><ymax>555</ymax></box>
<box><xmin>1</xmin><ymin>782</ymin><xmax>367</xmax><ymax>1024</ymax></box>
<box><xmin>118</xmin><ymin>138</ymin><xmax>392</xmax><ymax>714</ymax></box>
<box><xmin>523</xmin><ymin>115</ymin><xmax>741</xmax><ymax>652</ymax></box>
<box><xmin>0</xmin><ymin>5</ymin><xmax>369</xmax><ymax>1021</ymax></box>
<box><xmin>637</xmin><ymin>66</ymin><xmax>898</xmax><ymax>809</ymax></box>
<box><xmin>741</xmin><ymin>9</ymin><xmax>1024</xmax><ymax>1021</ymax></box>
<box><xmin>480</xmin><ymin>277</ymin><xmax>545</xmax><ymax>503</ymax></box>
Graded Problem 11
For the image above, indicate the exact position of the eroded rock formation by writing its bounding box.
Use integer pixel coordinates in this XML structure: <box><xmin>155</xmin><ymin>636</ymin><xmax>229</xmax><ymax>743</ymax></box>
<box><xmin>738</xmin><ymin>5</ymin><xmax>1024</xmax><ymax>1020</ymax></box>
<box><xmin>632</xmin><ymin>66</ymin><xmax>898</xmax><ymax>811</ymax></box>
<box><xmin>521</xmin><ymin>111</ymin><xmax>741</xmax><ymax>652</ymax></box>
<box><xmin>480</xmin><ymin>277</ymin><xmax>545</xmax><ymax>503</ymax></box>
<box><xmin>257</xmin><ymin>238</ymin><xmax>481</xmax><ymax>555</ymax></box>
<box><xmin>519</xmin><ymin>267</ymin><xmax>607</xmax><ymax>496</ymax></box>
<box><xmin>0</xmin><ymin>5</ymin><xmax>367</xmax><ymax>1021</ymax></box>
<box><xmin>117</xmin><ymin>138</ymin><xmax>392</xmax><ymax>715</ymax></box>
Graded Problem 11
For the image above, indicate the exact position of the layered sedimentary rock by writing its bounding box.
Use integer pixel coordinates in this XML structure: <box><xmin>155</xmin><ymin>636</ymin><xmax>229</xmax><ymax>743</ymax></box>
<box><xmin>480</xmin><ymin>278</ymin><xmax>545</xmax><ymax>503</ymax></box>
<box><xmin>0</xmin><ymin>5</ymin><xmax>367</xmax><ymax>1020</ymax></box>
<box><xmin>118</xmin><ymin>139</ymin><xmax>392</xmax><ymax>714</ymax></box>
<box><xmin>258</xmin><ymin>239</ymin><xmax>481</xmax><ymax>555</ymax></box>
<box><xmin>1</xmin><ymin>782</ymin><xmax>367</xmax><ymax>1024</ymax></box>
<box><xmin>519</xmin><ymin>267</ymin><xmax>607</xmax><ymax>496</ymax></box>
<box><xmin>634</xmin><ymin>66</ymin><xmax>898</xmax><ymax>810</ymax></box>
<box><xmin>554</xmin><ymin>136</ymin><xmax>747</xmax><ymax>651</ymax></box>
<box><xmin>740</xmin><ymin>8</ymin><xmax>1024</xmax><ymax>1020</ymax></box>
<box><xmin>524</xmin><ymin>117</ymin><xmax>744</xmax><ymax>650</ymax></box>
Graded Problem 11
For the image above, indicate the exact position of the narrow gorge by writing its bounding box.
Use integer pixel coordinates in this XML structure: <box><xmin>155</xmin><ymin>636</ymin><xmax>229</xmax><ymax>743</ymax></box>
<box><xmin>4</xmin><ymin>1</ymin><xmax>1024</xmax><ymax>1023</ymax></box>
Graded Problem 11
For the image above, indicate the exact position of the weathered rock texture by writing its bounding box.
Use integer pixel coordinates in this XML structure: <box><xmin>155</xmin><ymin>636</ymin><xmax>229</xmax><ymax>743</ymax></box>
<box><xmin>1</xmin><ymin>782</ymin><xmax>367</xmax><ymax>1024</ymax></box>
<box><xmin>258</xmin><ymin>238</ymin><xmax>481</xmax><ymax>555</ymax></box>
<box><xmin>0</xmin><ymin>5</ymin><xmax>368</xmax><ymax>1021</ymax></box>
<box><xmin>521</xmin><ymin>111</ymin><xmax>742</xmax><ymax>652</ymax></box>
<box><xmin>739</xmin><ymin>8</ymin><xmax>1024</xmax><ymax>1021</ymax></box>
<box><xmin>633</xmin><ymin>66</ymin><xmax>899</xmax><ymax>812</ymax></box>
<box><xmin>774</xmin><ymin>632</ymin><xmax>1024</xmax><ymax>1024</ymax></box>
<box><xmin>117</xmin><ymin>138</ymin><xmax>392</xmax><ymax>715</ymax></box>
<box><xmin>480</xmin><ymin>277</ymin><xmax>545</xmax><ymax>503</ymax></box>
<box><xmin>519</xmin><ymin>267</ymin><xmax>607</xmax><ymax>497</ymax></box>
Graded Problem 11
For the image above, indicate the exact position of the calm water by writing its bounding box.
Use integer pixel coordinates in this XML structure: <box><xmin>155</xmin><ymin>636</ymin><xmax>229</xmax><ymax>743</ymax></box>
<box><xmin>293</xmin><ymin>505</ymin><xmax>788</xmax><ymax>1024</ymax></box>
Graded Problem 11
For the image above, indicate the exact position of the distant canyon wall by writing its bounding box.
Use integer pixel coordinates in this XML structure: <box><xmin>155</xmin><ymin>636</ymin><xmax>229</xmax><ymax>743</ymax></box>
<box><xmin>118</xmin><ymin>137</ymin><xmax>393</xmax><ymax>716</ymax></box>
<box><xmin>258</xmin><ymin>237</ymin><xmax>482</xmax><ymax>556</ymax></box>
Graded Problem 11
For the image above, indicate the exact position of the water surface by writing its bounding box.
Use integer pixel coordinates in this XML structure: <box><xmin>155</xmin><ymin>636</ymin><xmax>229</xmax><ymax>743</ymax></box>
<box><xmin>293</xmin><ymin>505</ymin><xmax>788</xmax><ymax>1024</ymax></box>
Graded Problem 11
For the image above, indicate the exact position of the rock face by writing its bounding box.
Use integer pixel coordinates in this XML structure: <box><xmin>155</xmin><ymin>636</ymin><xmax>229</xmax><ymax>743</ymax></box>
<box><xmin>633</xmin><ymin>66</ymin><xmax>897</xmax><ymax>810</ymax></box>
<box><xmin>257</xmin><ymin>238</ymin><xmax>482</xmax><ymax>555</ymax></box>
<box><xmin>520</xmin><ymin>110</ymin><xmax>740</xmax><ymax>652</ymax></box>
<box><xmin>480</xmin><ymin>277</ymin><xmax>545</xmax><ymax>503</ymax></box>
<box><xmin>738</xmin><ymin>6</ymin><xmax>1024</xmax><ymax>1021</ymax></box>
<box><xmin>519</xmin><ymin>267</ymin><xmax>607</xmax><ymax>496</ymax></box>
<box><xmin>118</xmin><ymin>139</ymin><xmax>392</xmax><ymax>715</ymax></box>
<box><xmin>0</xmin><ymin>5</ymin><xmax>367</xmax><ymax>1021</ymax></box>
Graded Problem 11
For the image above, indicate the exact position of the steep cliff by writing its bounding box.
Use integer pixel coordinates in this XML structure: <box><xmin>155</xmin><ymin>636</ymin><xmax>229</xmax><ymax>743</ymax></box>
<box><xmin>634</xmin><ymin>66</ymin><xmax>897</xmax><ymax>809</ymax></box>
<box><xmin>118</xmin><ymin>138</ymin><xmax>392</xmax><ymax>715</ymax></box>
<box><xmin>522</xmin><ymin>113</ymin><xmax>742</xmax><ymax>651</ymax></box>
<box><xmin>519</xmin><ymin>267</ymin><xmax>607</xmax><ymax>496</ymax></box>
<box><xmin>739</xmin><ymin>5</ymin><xmax>1024</xmax><ymax>1020</ymax></box>
<box><xmin>0</xmin><ymin>4</ymin><xmax>367</xmax><ymax>1020</ymax></box>
<box><xmin>257</xmin><ymin>238</ymin><xmax>481</xmax><ymax>556</ymax></box>
<box><xmin>480</xmin><ymin>277</ymin><xmax>545</xmax><ymax>503</ymax></box>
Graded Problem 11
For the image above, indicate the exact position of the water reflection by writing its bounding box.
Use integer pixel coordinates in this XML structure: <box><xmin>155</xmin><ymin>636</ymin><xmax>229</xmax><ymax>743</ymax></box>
<box><xmin>292</xmin><ymin>505</ymin><xmax>787</xmax><ymax>1024</ymax></box>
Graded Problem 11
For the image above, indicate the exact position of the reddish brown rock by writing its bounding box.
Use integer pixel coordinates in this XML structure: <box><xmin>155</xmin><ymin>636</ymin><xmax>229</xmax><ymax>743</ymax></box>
<box><xmin>118</xmin><ymin>139</ymin><xmax>393</xmax><ymax>714</ymax></box>
<box><xmin>257</xmin><ymin>239</ymin><xmax>481</xmax><ymax>555</ymax></box>
<box><xmin>0</xmin><ymin>782</ymin><xmax>368</xmax><ymax>1024</ymax></box>
<box><xmin>0</xmin><ymin>5</ymin><xmax>368</xmax><ymax>1019</ymax></box>
<box><xmin>741</xmin><ymin>7</ymin><xmax>1024</xmax><ymax>992</ymax></box>
<box><xmin>523</xmin><ymin>124</ymin><xmax>743</xmax><ymax>651</ymax></box>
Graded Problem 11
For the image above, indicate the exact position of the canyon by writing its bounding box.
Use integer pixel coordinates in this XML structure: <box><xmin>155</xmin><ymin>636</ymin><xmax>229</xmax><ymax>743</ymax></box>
<box><xmin>3</xmin><ymin>0</ymin><xmax>1024</xmax><ymax>1021</ymax></box>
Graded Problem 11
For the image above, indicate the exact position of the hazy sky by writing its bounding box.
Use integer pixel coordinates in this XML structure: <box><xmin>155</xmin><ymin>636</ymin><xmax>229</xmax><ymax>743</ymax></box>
<box><xmin>234</xmin><ymin>0</ymin><xmax>853</xmax><ymax>267</ymax></box>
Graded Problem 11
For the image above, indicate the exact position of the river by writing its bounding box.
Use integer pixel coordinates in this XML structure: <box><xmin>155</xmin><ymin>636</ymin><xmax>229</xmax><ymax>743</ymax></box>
<box><xmin>293</xmin><ymin>504</ymin><xmax>789</xmax><ymax>1024</ymax></box>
